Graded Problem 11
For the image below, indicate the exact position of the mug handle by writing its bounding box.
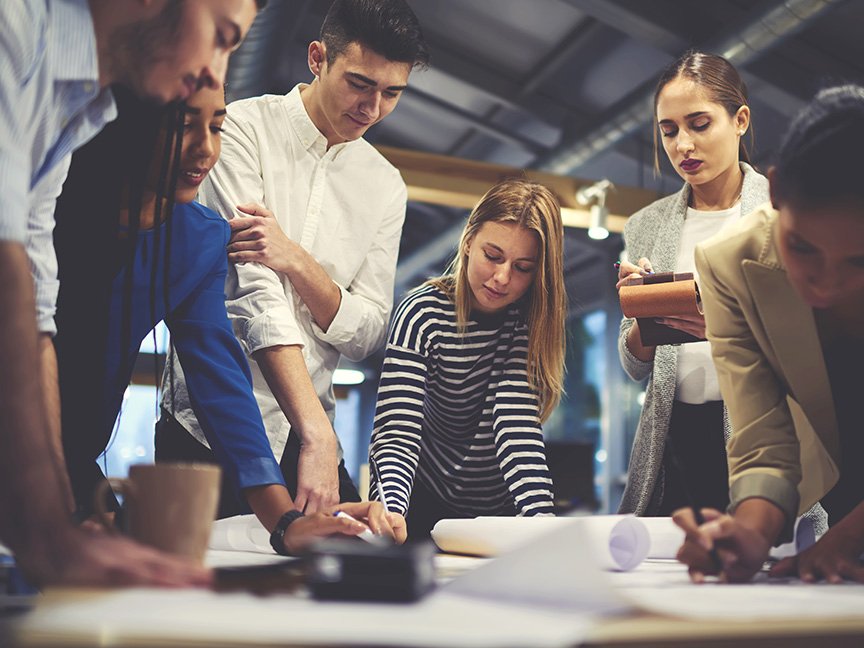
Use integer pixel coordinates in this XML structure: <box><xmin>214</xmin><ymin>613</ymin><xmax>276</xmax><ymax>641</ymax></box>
<box><xmin>93</xmin><ymin>477</ymin><xmax>137</xmax><ymax>533</ymax></box>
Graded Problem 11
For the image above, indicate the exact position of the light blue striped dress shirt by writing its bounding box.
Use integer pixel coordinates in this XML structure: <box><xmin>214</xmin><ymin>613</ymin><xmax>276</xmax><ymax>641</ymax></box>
<box><xmin>0</xmin><ymin>0</ymin><xmax>117</xmax><ymax>334</ymax></box>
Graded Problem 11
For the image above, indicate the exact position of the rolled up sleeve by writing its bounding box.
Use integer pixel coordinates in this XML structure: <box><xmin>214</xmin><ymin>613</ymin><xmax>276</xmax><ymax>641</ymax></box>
<box><xmin>27</xmin><ymin>158</ymin><xmax>70</xmax><ymax>335</ymax></box>
<box><xmin>227</xmin><ymin>262</ymin><xmax>305</xmax><ymax>354</ymax></box>
<box><xmin>0</xmin><ymin>151</ymin><xmax>28</xmax><ymax>243</ymax></box>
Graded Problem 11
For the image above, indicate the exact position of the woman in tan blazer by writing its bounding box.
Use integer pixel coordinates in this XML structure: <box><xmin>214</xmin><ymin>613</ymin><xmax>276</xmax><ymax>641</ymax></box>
<box><xmin>677</xmin><ymin>85</ymin><xmax>864</xmax><ymax>583</ymax></box>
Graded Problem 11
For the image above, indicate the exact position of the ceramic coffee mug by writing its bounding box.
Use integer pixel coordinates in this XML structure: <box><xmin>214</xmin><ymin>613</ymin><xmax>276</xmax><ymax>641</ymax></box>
<box><xmin>94</xmin><ymin>463</ymin><xmax>221</xmax><ymax>563</ymax></box>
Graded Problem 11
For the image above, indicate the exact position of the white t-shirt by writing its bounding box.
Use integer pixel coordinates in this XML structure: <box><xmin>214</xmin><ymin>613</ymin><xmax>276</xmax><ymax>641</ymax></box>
<box><xmin>674</xmin><ymin>203</ymin><xmax>741</xmax><ymax>404</ymax></box>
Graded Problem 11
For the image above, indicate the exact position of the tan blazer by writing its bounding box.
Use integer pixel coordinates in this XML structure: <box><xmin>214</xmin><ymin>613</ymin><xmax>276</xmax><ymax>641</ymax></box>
<box><xmin>695</xmin><ymin>204</ymin><xmax>838</xmax><ymax>530</ymax></box>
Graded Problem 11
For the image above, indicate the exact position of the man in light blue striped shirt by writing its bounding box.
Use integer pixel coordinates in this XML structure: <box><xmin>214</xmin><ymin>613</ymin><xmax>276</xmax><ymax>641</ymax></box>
<box><xmin>0</xmin><ymin>0</ymin><xmax>261</xmax><ymax>589</ymax></box>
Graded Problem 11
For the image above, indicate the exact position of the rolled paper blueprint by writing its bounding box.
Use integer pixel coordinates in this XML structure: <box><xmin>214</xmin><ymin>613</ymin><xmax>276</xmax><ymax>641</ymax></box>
<box><xmin>636</xmin><ymin>515</ymin><xmax>816</xmax><ymax>561</ymax></box>
<box><xmin>431</xmin><ymin>515</ymin><xmax>650</xmax><ymax>571</ymax></box>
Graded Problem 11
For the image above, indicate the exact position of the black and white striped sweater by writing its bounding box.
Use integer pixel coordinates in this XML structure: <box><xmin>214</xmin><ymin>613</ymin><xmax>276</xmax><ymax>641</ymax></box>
<box><xmin>369</xmin><ymin>284</ymin><xmax>554</xmax><ymax>517</ymax></box>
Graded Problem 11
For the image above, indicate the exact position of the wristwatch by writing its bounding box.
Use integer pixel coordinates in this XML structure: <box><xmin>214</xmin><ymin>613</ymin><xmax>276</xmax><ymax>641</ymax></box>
<box><xmin>269</xmin><ymin>509</ymin><xmax>305</xmax><ymax>556</ymax></box>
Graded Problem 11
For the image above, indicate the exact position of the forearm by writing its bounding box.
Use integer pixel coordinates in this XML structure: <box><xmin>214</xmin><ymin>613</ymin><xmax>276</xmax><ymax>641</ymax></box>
<box><xmin>0</xmin><ymin>243</ymin><xmax>70</xmax><ymax>556</ymax></box>
<box><xmin>370</xmin><ymin>346</ymin><xmax>428</xmax><ymax>514</ymax></box>
<box><xmin>252</xmin><ymin>344</ymin><xmax>335</xmax><ymax>449</ymax></box>
<box><xmin>38</xmin><ymin>333</ymin><xmax>74</xmax><ymax>513</ymax></box>
<box><xmin>243</xmin><ymin>484</ymin><xmax>297</xmax><ymax>532</ymax></box>
<box><xmin>624</xmin><ymin>320</ymin><xmax>656</xmax><ymax>362</ymax></box>
<box><xmin>370</xmin><ymin>431</ymin><xmax>421</xmax><ymax>516</ymax></box>
<box><xmin>282</xmin><ymin>248</ymin><xmax>341</xmax><ymax>333</ymax></box>
<box><xmin>493</xmin><ymin>403</ymin><xmax>554</xmax><ymax>515</ymax></box>
<box><xmin>734</xmin><ymin>497</ymin><xmax>787</xmax><ymax>546</ymax></box>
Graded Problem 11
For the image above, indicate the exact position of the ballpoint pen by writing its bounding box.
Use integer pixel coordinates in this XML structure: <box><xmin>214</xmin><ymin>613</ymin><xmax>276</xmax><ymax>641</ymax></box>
<box><xmin>666</xmin><ymin>442</ymin><xmax>724</xmax><ymax>574</ymax></box>
<box><xmin>370</xmin><ymin>455</ymin><xmax>391</xmax><ymax>512</ymax></box>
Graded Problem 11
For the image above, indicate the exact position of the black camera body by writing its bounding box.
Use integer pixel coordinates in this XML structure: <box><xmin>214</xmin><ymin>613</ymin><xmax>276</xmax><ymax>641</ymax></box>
<box><xmin>306</xmin><ymin>538</ymin><xmax>437</xmax><ymax>602</ymax></box>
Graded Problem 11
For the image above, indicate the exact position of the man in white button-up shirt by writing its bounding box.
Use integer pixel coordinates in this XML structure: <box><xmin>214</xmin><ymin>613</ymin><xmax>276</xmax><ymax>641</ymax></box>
<box><xmin>158</xmin><ymin>0</ymin><xmax>429</xmax><ymax>514</ymax></box>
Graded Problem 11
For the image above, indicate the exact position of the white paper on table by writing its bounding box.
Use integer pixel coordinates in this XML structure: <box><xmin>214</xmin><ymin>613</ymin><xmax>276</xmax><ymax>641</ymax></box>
<box><xmin>205</xmin><ymin>549</ymin><xmax>295</xmax><ymax>569</ymax></box>
<box><xmin>434</xmin><ymin>554</ymin><xmax>488</xmax><ymax>584</ymax></box>
<box><xmin>208</xmin><ymin>514</ymin><xmax>271</xmax><ymax>553</ymax></box>
<box><xmin>444</xmin><ymin>517</ymin><xmax>632</xmax><ymax>613</ymax></box>
<box><xmin>432</xmin><ymin>514</ymin><xmax>650</xmax><ymax>571</ymax></box>
<box><xmin>611</xmin><ymin>560</ymin><xmax>864</xmax><ymax>620</ymax></box>
<box><xmin>20</xmin><ymin>587</ymin><xmax>595</xmax><ymax>648</ymax></box>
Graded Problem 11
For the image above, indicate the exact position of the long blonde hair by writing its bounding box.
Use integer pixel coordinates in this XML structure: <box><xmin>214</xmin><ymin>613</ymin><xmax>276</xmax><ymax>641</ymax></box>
<box><xmin>430</xmin><ymin>178</ymin><xmax>567</xmax><ymax>422</ymax></box>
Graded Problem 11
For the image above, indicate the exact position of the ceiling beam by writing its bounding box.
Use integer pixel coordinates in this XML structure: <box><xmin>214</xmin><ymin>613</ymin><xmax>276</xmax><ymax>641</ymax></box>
<box><xmin>402</xmin><ymin>86</ymin><xmax>548</xmax><ymax>154</ymax></box>
<box><xmin>538</xmin><ymin>0</ymin><xmax>844</xmax><ymax>175</ymax></box>
<box><xmin>379</xmin><ymin>145</ymin><xmax>658</xmax><ymax>293</ymax></box>
<box><xmin>562</xmin><ymin>0</ymin><xmax>687</xmax><ymax>55</ymax></box>
<box><xmin>377</xmin><ymin>145</ymin><xmax>658</xmax><ymax>229</ymax></box>
<box><xmin>421</xmin><ymin>29</ymin><xmax>572</xmax><ymax>128</ymax></box>
<box><xmin>448</xmin><ymin>17</ymin><xmax>603</xmax><ymax>157</ymax></box>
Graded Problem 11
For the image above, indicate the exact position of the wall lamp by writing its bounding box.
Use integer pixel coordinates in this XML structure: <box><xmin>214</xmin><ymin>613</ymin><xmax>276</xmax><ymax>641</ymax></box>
<box><xmin>575</xmin><ymin>179</ymin><xmax>614</xmax><ymax>240</ymax></box>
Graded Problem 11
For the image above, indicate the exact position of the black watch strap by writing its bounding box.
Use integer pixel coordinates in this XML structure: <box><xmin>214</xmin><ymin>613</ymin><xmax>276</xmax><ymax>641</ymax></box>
<box><xmin>269</xmin><ymin>509</ymin><xmax>305</xmax><ymax>556</ymax></box>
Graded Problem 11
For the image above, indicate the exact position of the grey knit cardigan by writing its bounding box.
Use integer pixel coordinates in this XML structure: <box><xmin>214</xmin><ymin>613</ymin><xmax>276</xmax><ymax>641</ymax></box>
<box><xmin>615</xmin><ymin>163</ymin><xmax>827</xmax><ymax>535</ymax></box>
<box><xmin>617</xmin><ymin>163</ymin><xmax>766</xmax><ymax>515</ymax></box>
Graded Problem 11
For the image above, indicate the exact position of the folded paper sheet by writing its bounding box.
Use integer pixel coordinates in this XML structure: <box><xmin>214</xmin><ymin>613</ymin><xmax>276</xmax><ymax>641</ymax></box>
<box><xmin>209</xmin><ymin>514</ymin><xmax>271</xmax><ymax>554</ymax></box>
<box><xmin>432</xmin><ymin>515</ymin><xmax>650</xmax><ymax>571</ymax></box>
<box><xmin>443</xmin><ymin>517</ymin><xmax>630</xmax><ymax>612</ymax></box>
<box><xmin>619</xmin><ymin>272</ymin><xmax>705</xmax><ymax>346</ymax></box>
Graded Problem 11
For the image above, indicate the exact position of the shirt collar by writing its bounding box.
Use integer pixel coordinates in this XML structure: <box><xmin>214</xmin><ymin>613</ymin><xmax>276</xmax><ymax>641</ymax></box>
<box><xmin>285</xmin><ymin>84</ymin><xmax>352</xmax><ymax>157</ymax></box>
<box><xmin>50</xmin><ymin>0</ymin><xmax>101</xmax><ymax>85</ymax></box>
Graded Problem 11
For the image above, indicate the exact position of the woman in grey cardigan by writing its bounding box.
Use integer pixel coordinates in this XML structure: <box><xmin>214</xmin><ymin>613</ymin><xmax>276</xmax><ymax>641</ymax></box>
<box><xmin>616</xmin><ymin>51</ymin><xmax>766</xmax><ymax>516</ymax></box>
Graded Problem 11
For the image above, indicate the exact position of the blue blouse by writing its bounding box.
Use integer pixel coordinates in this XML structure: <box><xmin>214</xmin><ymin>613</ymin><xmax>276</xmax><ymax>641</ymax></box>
<box><xmin>56</xmin><ymin>201</ymin><xmax>283</xmax><ymax>505</ymax></box>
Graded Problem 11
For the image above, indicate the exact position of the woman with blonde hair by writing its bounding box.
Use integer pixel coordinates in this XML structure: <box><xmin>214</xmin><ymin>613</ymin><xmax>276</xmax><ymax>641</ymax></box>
<box><xmin>369</xmin><ymin>178</ymin><xmax>567</xmax><ymax>538</ymax></box>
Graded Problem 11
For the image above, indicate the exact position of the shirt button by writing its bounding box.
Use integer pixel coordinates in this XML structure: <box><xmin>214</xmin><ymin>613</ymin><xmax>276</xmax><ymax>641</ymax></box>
<box><xmin>83</xmin><ymin>82</ymin><xmax>94</xmax><ymax>93</ymax></box>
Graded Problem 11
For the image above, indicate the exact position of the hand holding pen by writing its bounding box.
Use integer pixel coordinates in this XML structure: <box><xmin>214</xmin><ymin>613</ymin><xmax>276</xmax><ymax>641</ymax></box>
<box><xmin>666</xmin><ymin>442</ymin><xmax>771</xmax><ymax>583</ymax></box>
<box><xmin>614</xmin><ymin>257</ymin><xmax>654</xmax><ymax>290</ymax></box>
<box><xmin>329</xmin><ymin>456</ymin><xmax>406</xmax><ymax>545</ymax></box>
<box><xmin>672</xmin><ymin>506</ymin><xmax>773</xmax><ymax>583</ymax></box>
<box><xmin>331</xmin><ymin>499</ymin><xmax>407</xmax><ymax>545</ymax></box>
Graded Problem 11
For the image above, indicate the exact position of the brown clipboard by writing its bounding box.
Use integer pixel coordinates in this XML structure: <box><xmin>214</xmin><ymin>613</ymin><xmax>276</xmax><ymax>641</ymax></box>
<box><xmin>619</xmin><ymin>272</ymin><xmax>705</xmax><ymax>346</ymax></box>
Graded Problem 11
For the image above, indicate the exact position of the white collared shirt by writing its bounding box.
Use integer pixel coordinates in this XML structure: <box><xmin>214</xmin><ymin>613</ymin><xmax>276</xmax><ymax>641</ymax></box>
<box><xmin>164</xmin><ymin>85</ymin><xmax>407</xmax><ymax>460</ymax></box>
<box><xmin>0</xmin><ymin>0</ymin><xmax>117</xmax><ymax>334</ymax></box>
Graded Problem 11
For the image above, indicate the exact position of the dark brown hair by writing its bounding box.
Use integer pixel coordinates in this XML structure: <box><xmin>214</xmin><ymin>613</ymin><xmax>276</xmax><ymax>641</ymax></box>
<box><xmin>653</xmin><ymin>50</ymin><xmax>753</xmax><ymax>170</ymax></box>
<box><xmin>320</xmin><ymin>0</ymin><xmax>429</xmax><ymax>68</ymax></box>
